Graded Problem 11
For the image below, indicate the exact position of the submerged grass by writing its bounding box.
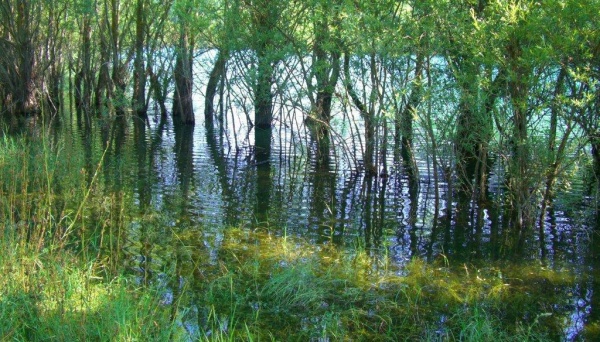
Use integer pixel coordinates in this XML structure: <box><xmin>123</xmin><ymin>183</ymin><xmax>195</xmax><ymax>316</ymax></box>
<box><xmin>0</xmin><ymin>129</ymin><xmax>585</xmax><ymax>340</ymax></box>
<box><xmin>192</xmin><ymin>227</ymin><xmax>565</xmax><ymax>341</ymax></box>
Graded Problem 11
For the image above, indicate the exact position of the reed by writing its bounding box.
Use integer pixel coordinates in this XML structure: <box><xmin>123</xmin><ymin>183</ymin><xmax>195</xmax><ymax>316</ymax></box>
<box><xmin>0</xmin><ymin>131</ymin><xmax>179</xmax><ymax>340</ymax></box>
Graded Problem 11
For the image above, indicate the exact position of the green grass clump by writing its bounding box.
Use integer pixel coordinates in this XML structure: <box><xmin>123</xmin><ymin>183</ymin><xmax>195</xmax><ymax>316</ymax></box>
<box><xmin>0</xmin><ymin>132</ymin><xmax>183</xmax><ymax>340</ymax></box>
<box><xmin>188</xmin><ymin>228</ymin><xmax>559</xmax><ymax>341</ymax></box>
<box><xmin>0</xmin><ymin>241</ymin><xmax>178</xmax><ymax>340</ymax></box>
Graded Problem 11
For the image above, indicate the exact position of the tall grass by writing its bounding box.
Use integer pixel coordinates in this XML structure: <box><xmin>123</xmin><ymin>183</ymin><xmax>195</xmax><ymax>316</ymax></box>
<box><xmin>0</xmin><ymin>130</ymin><xmax>180</xmax><ymax>340</ymax></box>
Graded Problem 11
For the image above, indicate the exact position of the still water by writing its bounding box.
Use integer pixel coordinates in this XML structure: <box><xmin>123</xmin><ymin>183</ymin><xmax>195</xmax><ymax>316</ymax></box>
<box><xmin>46</xmin><ymin>106</ymin><xmax>599</xmax><ymax>340</ymax></box>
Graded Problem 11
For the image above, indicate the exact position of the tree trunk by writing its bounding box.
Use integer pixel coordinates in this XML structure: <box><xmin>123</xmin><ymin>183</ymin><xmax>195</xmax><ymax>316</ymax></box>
<box><xmin>148</xmin><ymin>67</ymin><xmax>168</xmax><ymax>119</ymax></box>
<box><xmin>132</xmin><ymin>0</ymin><xmax>147</xmax><ymax>117</ymax></box>
<box><xmin>254</xmin><ymin>48</ymin><xmax>273</xmax><ymax>129</ymax></box>
<box><xmin>506</xmin><ymin>39</ymin><xmax>532</xmax><ymax>234</ymax></box>
<box><xmin>311</xmin><ymin>50</ymin><xmax>340</xmax><ymax>166</ymax></box>
<box><xmin>400</xmin><ymin>53</ymin><xmax>424</xmax><ymax>179</ymax></box>
<box><xmin>96</xmin><ymin>18</ymin><xmax>112</xmax><ymax>111</ymax></box>
<box><xmin>538</xmin><ymin>67</ymin><xmax>567</xmax><ymax>241</ymax></box>
<box><xmin>343</xmin><ymin>54</ymin><xmax>376</xmax><ymax>176</ymax></box>
<box><xmin>0</xmin><ymin>0</ymin><xmax>41</xmax><ymax>117</ymax></box>
<box><xmin>173</xmin><ymin>27</ymin><xmax>194</xmax><ymax>125</ymax></box>
<box><xmin>205</xmin><ymin>50</ymin><xmax>228</xmax><ymax>123</ymax></box>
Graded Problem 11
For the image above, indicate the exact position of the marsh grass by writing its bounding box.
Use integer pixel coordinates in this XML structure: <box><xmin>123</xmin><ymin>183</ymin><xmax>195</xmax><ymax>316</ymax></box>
<box><xmin>0</xmin><ymin>130</ymin><xmax>580</xmax><ymax>340</ymax></box>
<box><xmin>190</xmin><ymin>227</ymin><xmax>564</xmax><ymax>341</ymax></box>
<box><xmin>0</xmin><ymin>131</ymin><xmax>181</xmax><ymax>340</ymax></box>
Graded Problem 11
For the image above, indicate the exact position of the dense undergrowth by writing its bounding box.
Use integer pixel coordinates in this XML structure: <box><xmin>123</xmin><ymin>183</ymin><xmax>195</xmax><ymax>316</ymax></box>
<box><xmin>0</xmin><ymin>130</ymin><xmax>590</xmax><ymax>340</ymax></box>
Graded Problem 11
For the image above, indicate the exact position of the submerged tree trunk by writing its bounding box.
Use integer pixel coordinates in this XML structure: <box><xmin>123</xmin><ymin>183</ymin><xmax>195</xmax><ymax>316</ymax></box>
<box><xmin>173</xmin><ymin>123</ymin><xmax>195</xmax><ymax>206</ymax></box>
<box><xmin>254</xmin><ymin>126</ymin><xmax>272</xmax><ymax>224</ymax></box>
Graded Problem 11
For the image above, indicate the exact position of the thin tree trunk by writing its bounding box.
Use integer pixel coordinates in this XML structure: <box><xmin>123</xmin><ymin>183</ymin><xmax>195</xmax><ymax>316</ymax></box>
<box><xmin>133</xmin><ymin>0</ymin><xmax>147</xmax><ymax>117</ymax></box>
<box><xmin>343</xmin><ymin>53</ymin><xmax>375</xmax><ymax>176</ymax></box>
<box><xmin>538</xmin><ymin>67</ymin><xmax>567</xmax><ymax>240</ymax></box>
<box><xmin>400</xmin><ymin>52</ymin><xmax>424</xmax><ymax>178</ymax></box>
<box><xmin>205</xmin><ymin>50</ymin><xmax>228</xmax><ymax>123</ymax></box>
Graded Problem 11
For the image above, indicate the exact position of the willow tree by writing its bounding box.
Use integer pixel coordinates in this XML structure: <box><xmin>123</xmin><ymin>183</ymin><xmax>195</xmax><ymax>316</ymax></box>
<box><xmin>552</xmin><ymin>0</ymin><xmax>600</xmax><ymax>222</ymax></box>
<box><xmin>339</xmin><ymin>0</ymin><xmax>402</xmax><ymax>176</ymax></box>
<box><xmin>390</xmin><ymin>1</ymin><xmax>431</xmax><ymax>180</ymax></box>
<box><xmin>0</xmin><ymin>0</ymin><xmax>43</xmax><ymax>118</ymax></box>
<box><xmin>0</xmin><ymin>0</ymin><xmax>71</xmax><ymax>120</ymax></box>
<box><xmin>429</xmin><ymin>0</ymin><xmax>500</xmax><ymax>211</ymax></box>
<box><xmin>73</xmin><ymin>0</ymin><xmax>94</xmax><ymax>121</ymax></box>
<box><xmin>142</xmin><ymin>0</ymin><xmax>175</xmax><ymax>119</ymax></box>
<box><xmin>94</xmin><ymin>0</ymin><xmax>136</xmax><ymax>114</ymax></box>
<box><xmin>204</xmin><ymin>0</ymin><xmax>238</xmax><ymax>124</ymax></box>
<box><xmin>467</xmin><ymin>0</ymin><xmax>592</xmax><ymax>238</ymax></box>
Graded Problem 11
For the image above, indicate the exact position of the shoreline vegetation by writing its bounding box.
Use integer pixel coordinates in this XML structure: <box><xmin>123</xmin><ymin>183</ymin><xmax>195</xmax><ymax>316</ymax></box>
<box><xmin>0</xmin><ymin>131</ymin><xmax>594</xmax><ymax>340</ymax></box>
<box><xmin>0</xmin><ymin>0</ymin><xmax>598</xmax><ymax>339</ymax></box>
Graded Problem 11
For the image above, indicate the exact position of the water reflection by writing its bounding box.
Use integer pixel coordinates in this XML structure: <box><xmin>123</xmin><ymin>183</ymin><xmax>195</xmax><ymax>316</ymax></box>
<box><xmin>72</xmin><ymin>114</ymin><xmax>591</xmax><ymax>264</ymax></box>
<box><xmin>254</xmin><ymin>127</ymin><xmax>272</xmax><ymax>225</ymax></box>
<box><xmin>62</xmin><ymin>111</ymin><xmax>598</xmax><ymax>340</ymax></box>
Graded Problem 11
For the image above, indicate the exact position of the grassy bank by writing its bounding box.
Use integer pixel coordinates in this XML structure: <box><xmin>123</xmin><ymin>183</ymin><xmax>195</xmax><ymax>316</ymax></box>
<box><xmin>0</xmin><ymin>130</ymin><xmax>586</xmax><ymax>340</ymax></box>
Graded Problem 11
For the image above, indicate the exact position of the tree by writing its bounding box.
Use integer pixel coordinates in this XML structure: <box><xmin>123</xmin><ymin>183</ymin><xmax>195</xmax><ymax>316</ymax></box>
<box><xmin>172</xmin><ymin>1</ymin><xmax>195</xmax><ymax>125</ymax></box>
<box><xmin>0</xmin><ymin>0</ymin><xmax>42</xmax><ymax>117</ymax></box>
<box><xmin>306</xmin><ymin>0</ymin><xmax>342</xmax><ymax>167</ymax></box>
<box><xmin>244</xmin><ymin>0</ymin><xmax>284</xmax><ymax>129</ymax></box>
<box><xmin>132</xmin><ymin>0</ymin><xmax>148</xmax><ymax>117</ymax></box>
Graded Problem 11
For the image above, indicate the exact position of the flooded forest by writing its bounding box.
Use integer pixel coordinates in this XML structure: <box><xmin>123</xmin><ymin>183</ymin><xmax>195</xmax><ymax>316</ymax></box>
<box><xmin>1</xmin><ymin>0</ymin><xmax>600</xmax><ymax>340</ymax></box>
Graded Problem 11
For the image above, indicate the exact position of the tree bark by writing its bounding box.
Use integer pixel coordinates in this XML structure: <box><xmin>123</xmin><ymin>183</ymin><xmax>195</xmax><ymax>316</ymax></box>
<box><xmin>309</xmin><ymin>5</ymin><xmax>341</xmax><ymax>167</ymax></box>
<box><xmin>173</xmin><ymin>27</ymin><xmax>195</xmax><ymax>125</ymax></box>
<box><xmin>400</xmin><ymin>52</ymin><xmax>424</xmax><ymax>179</ymax></box>
<box><xmin>343</xmin><ymin>54</ymin><xmax>375</xmax><ymax>176</ymax></box>
<box><xmin>506</xmin><ymin>38</ymin><xmax>532</xmax><ymax>234</ymax></box>
<box><xmin>254</xmin><ymin>48</ymin><xmax>273</xmax><ymax>129</ymax></box>
<box><xmin>205</xmin><ymin>50</ymin><xmax>228</xmax><ymax>123</ymax></box>
<box><xmin>132</xmin><ymin>0</ymin><xmax>147</xmax><ymax>117</ymax></box>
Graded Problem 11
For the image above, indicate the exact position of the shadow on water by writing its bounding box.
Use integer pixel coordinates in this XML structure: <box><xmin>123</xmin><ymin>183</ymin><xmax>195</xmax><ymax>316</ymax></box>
<box><xmin>174</xmin><ymin>122</ymin><xmax>195</xmax><ymax>212</ymax></box>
